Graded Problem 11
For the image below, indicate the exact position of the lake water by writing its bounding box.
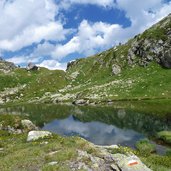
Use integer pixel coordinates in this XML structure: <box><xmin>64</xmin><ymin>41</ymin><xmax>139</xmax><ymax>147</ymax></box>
<box><xmin>0</xmin><ymin>101</ymin><xmax>171</xmax><ymax>153</ymax></box>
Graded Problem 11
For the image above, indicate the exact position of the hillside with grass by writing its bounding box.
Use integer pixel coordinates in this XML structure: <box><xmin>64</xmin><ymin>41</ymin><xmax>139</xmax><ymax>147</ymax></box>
<box><xmin>0</xmin><ymin>61</ymin><xmax>67</xmax><ymax>104</ymax></box>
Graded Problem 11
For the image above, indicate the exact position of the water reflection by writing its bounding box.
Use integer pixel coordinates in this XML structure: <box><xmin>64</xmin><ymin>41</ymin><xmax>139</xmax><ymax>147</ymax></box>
<box><xmin>0</xmin><ymin>103</ymin><xmax>170</xmax><ymax>148</ymax></box>
<box><xmin>43</xmin><ymin>115</ymin><xmax>144</xmax><ymax>147</ymax></box>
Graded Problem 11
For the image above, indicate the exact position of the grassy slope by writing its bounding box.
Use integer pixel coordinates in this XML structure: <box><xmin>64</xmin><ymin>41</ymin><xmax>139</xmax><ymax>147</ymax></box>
<box><xmin>0</xmin><ymin>67</ymin><xmax>67</xmax><ymax>102</ymax></box>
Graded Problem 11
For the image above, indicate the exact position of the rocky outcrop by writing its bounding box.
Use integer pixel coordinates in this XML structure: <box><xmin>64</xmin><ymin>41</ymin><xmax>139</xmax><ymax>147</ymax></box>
<box><xmin>127</xmin><ymin>14</ymin><xmax>171</xmax><ymax>68</ymax></box>
<box><xmin>70</xmin><ymin>147</ymin><xmax>152</xmax><ymax>171</ymax></box>
<box><xmin>128</xmin><ymin>38</ymin><xmax>171</xmax><ymax>68</ymax></box>
<box><xmin>0</xmin><ymin>58</ymin><xmax>17</xmax><ymax>73</ymax></box>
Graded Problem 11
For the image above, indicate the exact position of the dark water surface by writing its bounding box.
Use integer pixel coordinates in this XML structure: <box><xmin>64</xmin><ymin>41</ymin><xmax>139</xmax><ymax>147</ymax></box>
<box><xmin>0</xmin><ymin>102</ymin><xmax>171</xmax><ymax>153</ymax></box>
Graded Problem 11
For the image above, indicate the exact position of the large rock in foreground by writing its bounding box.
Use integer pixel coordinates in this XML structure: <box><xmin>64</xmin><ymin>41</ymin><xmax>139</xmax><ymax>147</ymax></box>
<box><xmin>113</xmin><ymin>153</ymin><xmax>152</xmax><ymax>171</ymax></box>
<box><xmin>27</xmin><ymin>131</ymin><xmax>52</xmax><ymax>142</ymax></box>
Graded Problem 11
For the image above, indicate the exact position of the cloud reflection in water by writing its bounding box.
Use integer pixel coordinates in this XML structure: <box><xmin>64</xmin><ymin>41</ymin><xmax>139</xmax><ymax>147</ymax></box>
<box><xmin>43</xmin><ymin>115</ymin><xmax>144</xmax><ymax>147</ymax></box>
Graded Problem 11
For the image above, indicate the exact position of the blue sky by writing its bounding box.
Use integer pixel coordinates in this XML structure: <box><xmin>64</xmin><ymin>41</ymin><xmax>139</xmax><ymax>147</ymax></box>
<box><xmin>0</xmin><ymin>0</ymin><xmax>171</xmax><ymax>70</ymax></box>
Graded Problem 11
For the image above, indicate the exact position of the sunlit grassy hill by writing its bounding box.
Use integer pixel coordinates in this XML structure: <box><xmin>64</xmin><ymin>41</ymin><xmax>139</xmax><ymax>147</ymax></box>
<box><xmin>0</xmin><ymin>66</ymin><xmax>67</xmax><ymax>103</ymax></box>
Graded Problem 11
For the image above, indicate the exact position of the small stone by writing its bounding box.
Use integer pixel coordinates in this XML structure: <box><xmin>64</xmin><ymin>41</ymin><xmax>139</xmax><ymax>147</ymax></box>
<box><xmin>27</xmin><ymin>131</ymin><xmax>52</xmax><ymax>142</ymax></box>
<box><xmin>40</xmin><ymin>141</ymin><xmax>49</xmax><ymax>145</ymax></box>
<box><xmin>0</xmin><ymin>148</ymin><xmax>4</xmax><ymax>151</ymax></box>
<box><xmin>95</xmin><ymin>144</ymin><xmax>119</xmax><ymax>149</ymax></box>
<box><xmin>73</xmin><ymin>99</ymin><xmax>87</xmax><ymax>105</ymax></box>
<box><xmin>48</xmin><ymin>161</ymin><xmax>58</xmax><ymax>166</ymax></box>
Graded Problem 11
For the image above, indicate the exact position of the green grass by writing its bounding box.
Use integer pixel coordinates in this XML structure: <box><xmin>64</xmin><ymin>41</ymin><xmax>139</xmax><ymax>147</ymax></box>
<box><xmin>64</xmin><ymin>62</ymin><xmax>171</xmax><ymax>102</ymax></box>
<box><xmin>0</xmin><ymin>67</ymin><xmax>67</xmax><ymax>103</ymax></box>
<box><xmin>135</xmin><ymin>139</ymin><xmax>156</xmax><ymax>154</ymax></box>
<box><xmin>141</xmin><ymin>27</ymin><xmax>167</xmax><ymax>41</ymax></box>
<box><xmin>157</xmin><ymin>131</ymin><xmax>171</xmax><ymax>145</ymax></box>
<box><xmin>0</xmin><ymin>114</ymin><xmax>23</xmax><ymax>130</ymax></box>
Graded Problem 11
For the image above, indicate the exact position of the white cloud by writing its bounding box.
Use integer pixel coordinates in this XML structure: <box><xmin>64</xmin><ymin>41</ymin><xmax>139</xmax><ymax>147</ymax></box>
<box><xmin>115</xmin><ymin>0</ymin><xmax>171</xmax><ymax>33</ymax></box>
<box><xmin>0</xmin><ymin>0</ymin><xmax>69</xmax><ymax>51</ymax></box>
<box><xmin>59</xmin><ymin>0</ymin><xmax>115</xmax><ymax>9</ymax></box>
<box><xmin>0</xmin><ymin>22</ymin><xmax>69</xmax><ymax>51</ymax></box>
<box><xmin>52</xmin><ymin>37</ymin><xmax>80</xmax><ymax>59</ymax></box>
<box><xmin>51</xmin><ymin>0</ymin><xmax>171</xmax><ymax>60</ymax></box>
<box><xmin>52</xmin><ymin>20</ymin><xmax>123</xmax><ymax>59</ymax></box>
<box><xmin>38</xmin><ymin>60</ymin><xmax>67</xmax><ymax>70</ymax></box>
<box><xmin>7</xmin><ymin>55</ymin><xmax>41</xmax><ymax>65</ymax></box>
<box><xmin>32</xmin><ymin>42</ymin><xmax>56</xmax><ymax>57</ymax></box>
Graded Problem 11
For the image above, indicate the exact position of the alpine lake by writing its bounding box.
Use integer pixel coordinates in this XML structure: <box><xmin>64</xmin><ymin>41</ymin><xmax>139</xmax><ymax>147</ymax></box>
<box><xmin>0</xmin><ymin>99</ymin><xmax>171</xmax><ymax>155</ymax></box>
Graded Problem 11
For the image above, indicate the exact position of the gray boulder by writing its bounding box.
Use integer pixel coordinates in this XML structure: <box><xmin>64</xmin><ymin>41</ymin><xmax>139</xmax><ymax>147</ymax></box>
<box><xmin>73</xmin><ymin>99</ymin><xmax>87</xmax><ymax>105</ymax></box>
<box><xmin>26</xmin><ymin>62</ymin><xmax>38</xmax><ymax>71</ymax></box>
<box><xmin>21</xmin><ymin>120</ymin><xmax>38</xmax><ymax>131</ymax></box>
<box><xmin>27</xmin><ymin>131</ymin><xmax>52</xmax><ymax>142</ymax></box>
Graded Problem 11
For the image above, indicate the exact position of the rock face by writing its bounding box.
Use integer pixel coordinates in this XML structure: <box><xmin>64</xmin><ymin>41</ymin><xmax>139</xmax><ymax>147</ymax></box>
<box><xmin>27</xmin><ymin>131</ymin><xmax>52</xmax><ymax>142</ymax></box>
<box><xmin>128</xmin><ymin>38</ymin><xmax>171</xmax><ymax>68</ymax></box>
<box><xmin>127</xmin><ymin>14</ymin><xmax>171</xmax><ymax>68</ymax></box>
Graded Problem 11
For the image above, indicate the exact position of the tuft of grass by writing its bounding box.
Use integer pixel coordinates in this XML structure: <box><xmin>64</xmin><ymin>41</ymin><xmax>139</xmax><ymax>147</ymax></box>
<box><xmin>157</xmin><ymin>131</ymin><xmax>171</xmax><ymax>145</ymax></box>
<box><xmin>135</xmin><ymin>139</ymin><xmax>156</xmax><ymax>154</ymax></box>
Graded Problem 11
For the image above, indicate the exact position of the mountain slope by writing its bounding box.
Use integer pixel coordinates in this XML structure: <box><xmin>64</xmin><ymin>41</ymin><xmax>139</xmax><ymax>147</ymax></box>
<box><xmin>54</xmin><ymin>13</ymin><xmax>171</xmax><ymax>103</ymax></box>
<box><xmin>0</xmin><ymin>14</ymin><xmax>171</xmax><ymax>104</ymax></box>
